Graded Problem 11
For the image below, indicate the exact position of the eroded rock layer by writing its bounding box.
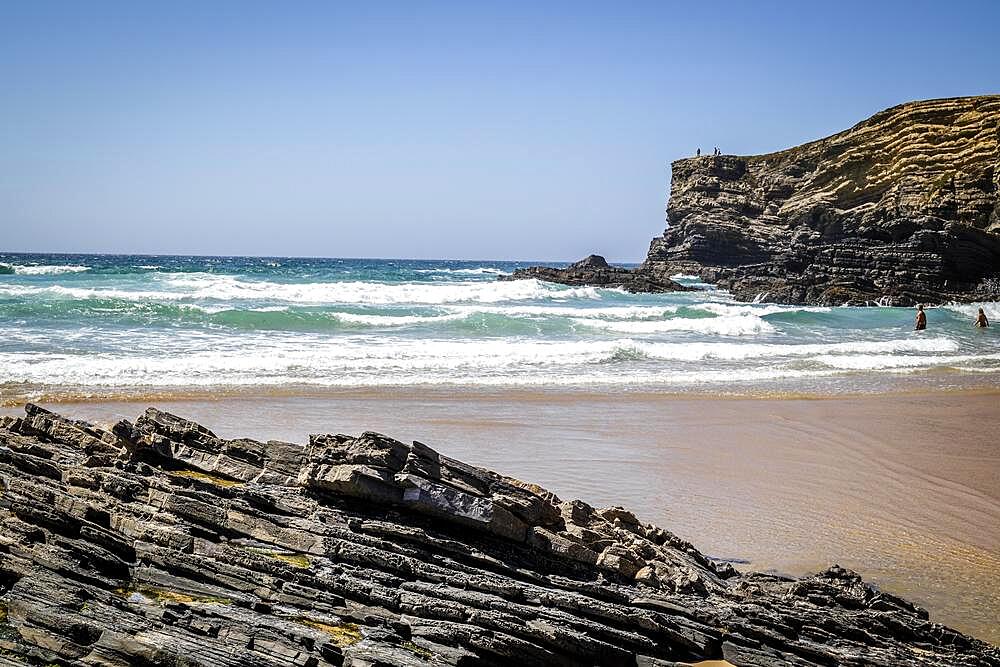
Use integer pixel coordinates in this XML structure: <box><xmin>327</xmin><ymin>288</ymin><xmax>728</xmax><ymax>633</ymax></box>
<box><xmin>0</xmin><ymin>405</ymin><xmax>997</xmax><ymax>666</ymax></box>
<box><xmin>645</xmin><ymin>95</ymin><xmax>1000</xmax><ymax>305</ymax></box>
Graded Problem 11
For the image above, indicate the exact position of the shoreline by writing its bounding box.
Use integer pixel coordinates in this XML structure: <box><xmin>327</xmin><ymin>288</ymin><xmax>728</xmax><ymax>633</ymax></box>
<box><xmin>5</xmin><ymin>388</ymin><xmax>999</xmax><ymax>644</ymax></box>
<box><xmin>4</xmin><ymin>371</ymin><xmax>1000</xmax><ymax>408</ymax></box>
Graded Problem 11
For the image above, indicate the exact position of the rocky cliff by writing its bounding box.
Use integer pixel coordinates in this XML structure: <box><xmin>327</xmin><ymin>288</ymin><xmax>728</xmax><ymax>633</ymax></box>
<box><xmin>645</xmin><ymin>96</ymin><xmax>1000</xmax><ymax>305</ymax></box>
<box><xmin>1</xmin><ymin>404</ymin><xmax>997</xmax><ymax>666</ymax></box>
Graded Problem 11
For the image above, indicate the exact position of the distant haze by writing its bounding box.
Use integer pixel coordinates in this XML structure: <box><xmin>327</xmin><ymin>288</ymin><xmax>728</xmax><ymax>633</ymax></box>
<box><xmin>2</xmin><ymin>1</ymin><xmax>998</xmax><ymax>261</ymax></box>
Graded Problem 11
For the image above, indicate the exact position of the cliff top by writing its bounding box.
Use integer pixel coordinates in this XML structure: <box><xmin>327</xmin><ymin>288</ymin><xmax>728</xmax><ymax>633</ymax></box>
<box><xmin>672</xmin><ymin>94</ymin><xmax>1000</xmax><ymax>167</ymax></box>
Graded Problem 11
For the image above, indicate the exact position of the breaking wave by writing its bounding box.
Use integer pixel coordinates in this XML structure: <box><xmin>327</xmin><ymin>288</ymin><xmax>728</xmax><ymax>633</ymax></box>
<box><xmin>573</xmin><ymin>315</ymin><xmax>775</xmax><ymax>336</ymax></box>
<box><xmin>0</xmin><ymin>263</ymin><xmax>90</xmax><ymax>275</ymax></box>
<box><xmin>0</xmin><ymin>275</ymin><xmax>604</xmax><ymax>305</ymax></box>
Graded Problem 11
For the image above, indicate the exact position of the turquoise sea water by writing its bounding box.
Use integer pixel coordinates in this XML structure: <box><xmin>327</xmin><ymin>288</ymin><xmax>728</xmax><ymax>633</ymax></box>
<box><xmin>1</xmin><ymin>252</ymin><xmax>998</xmax><ymax>400</ymax></box>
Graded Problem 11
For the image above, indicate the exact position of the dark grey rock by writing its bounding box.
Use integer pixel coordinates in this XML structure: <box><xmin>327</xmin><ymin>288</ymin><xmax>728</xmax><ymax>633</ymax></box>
<box><xmin>0</xmin><ymin>405</ymin><xmax>997</xmax><ymax>666</ymax></box>
<box><xmin>499</xmin><ymin>254</ymin><xmax>695</xmax><ymax>293</ymax></box>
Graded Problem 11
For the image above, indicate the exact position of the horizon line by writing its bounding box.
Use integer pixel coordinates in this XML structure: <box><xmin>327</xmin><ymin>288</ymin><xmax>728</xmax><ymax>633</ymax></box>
<box><xmin>0</xmin><ymin>249</ymin><xmax>645</xmax><ymax>266</ymax></box>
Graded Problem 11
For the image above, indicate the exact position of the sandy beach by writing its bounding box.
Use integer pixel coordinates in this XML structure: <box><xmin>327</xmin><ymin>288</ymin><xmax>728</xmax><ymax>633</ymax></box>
<box><xmin>7</xmin><ymin>387</ymin><xmax>997</xmax><ymax>644</ymax></box>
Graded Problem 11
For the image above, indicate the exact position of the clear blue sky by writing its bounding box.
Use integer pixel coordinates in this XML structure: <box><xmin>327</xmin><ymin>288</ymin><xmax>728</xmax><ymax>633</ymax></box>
<box><xmin>2</xmin><ymin>1</ymin><xmax>998</xmax><ymax>261</ymax></box>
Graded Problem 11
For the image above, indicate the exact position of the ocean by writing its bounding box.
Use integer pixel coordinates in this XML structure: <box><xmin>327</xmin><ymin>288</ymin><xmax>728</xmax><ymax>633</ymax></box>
<box><xmin>1</xmin><ymin>252</ymin><xmax>998</xmax><ymax>402</ymax></box>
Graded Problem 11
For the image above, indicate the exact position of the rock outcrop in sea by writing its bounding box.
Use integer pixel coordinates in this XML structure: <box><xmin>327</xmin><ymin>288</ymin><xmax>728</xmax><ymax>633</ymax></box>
<box><xmin>506</xmin><ymin>96</ymin><xmax>1000</xmax><ymax>306</ymax></box>
<box><xmin>1</xmin><ymin>404</ymin><xmax>997</xmax><ymax>666</ymax></box>
<box><xmin>499</xmin><ymin>254</ymin><xmax>692</xmax><ymax>293</ymax></box>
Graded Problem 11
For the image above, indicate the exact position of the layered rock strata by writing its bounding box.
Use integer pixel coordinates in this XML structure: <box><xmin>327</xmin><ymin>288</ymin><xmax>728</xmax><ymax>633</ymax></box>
<box><xmin>500</xmin><ymin>255</ymin><xmax>692</xmax><ymax>293</ymax></box>
<box><xmin>645</xmin><ymin>96</ymin><xmax>1000</xmax><ymax>305</ymax></box>
<box><xmin>0</xmin><ymin>404</ymin><xmax>997</xmax><ymax>666</ymax></box>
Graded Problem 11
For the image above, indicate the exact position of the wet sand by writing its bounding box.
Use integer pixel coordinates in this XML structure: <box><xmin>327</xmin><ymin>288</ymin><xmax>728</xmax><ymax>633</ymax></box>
<box><xmin>5</xmin><ymin>388</ymin><xmax>999</xmax><ymax>644</ymax></box>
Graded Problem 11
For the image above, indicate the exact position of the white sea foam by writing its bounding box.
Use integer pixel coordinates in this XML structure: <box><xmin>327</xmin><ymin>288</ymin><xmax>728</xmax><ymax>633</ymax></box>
<box><xmin>332</xmin><ymin>312</ymin><xmax>468</xmax><ymax>326</ymax></box>
<box><xmin>0</xmin><ymin>333</ymin><xmax>972</xmax><ymax>391</ymax></box>
<box><xmin>943</xmin><ymin>302</ymin><xmax>1000</xmax><ymax>319</ymax></box>
<box><xmin>0</xmin><ymin>284</ymin><xmax>187</xmax><ymax>302</ymax></box>
<box><xmin>572</xmin><ymin>315</ymin><xmax>775</xmax><ymax>336</ymax></box>
<box><xmin>0</xmin><ymin>346</ymin><xmax>842</xmax><ymax>389</ymax></box>
<box><xmin>454</xmin><ymin>304</ymin><xmax>680</xmax><ymax>319</ymax></box>
<box><xmin>0</xmin><ymin>339</ymin><xmax>610</xmax><ymax>385</ymax></box>
<box><xmin>68</xmin><ymin>275</ymin><xmax>603</xmax><ymax>305</ymax></box>
<box><xmin>631</xmin><ymin>337</ymin><xmax>959</xmax><ymax>361</ymax></box>
<box><xmin>814</xmin><ymin>353</ymin><xmax>1000</xmax><ymax>370</ymax></box>
<box><xmin>6</xmin><ymin>264</ymin><xmax>90</xmax><ymax>275</ymax></box>
<box><xmin>690</xmin><ymin>302</ymin><xmax>833</xmax><ymax>317</ymax></box>
<box><xmin>0</xmin><ymin>276</ymin><xmax>608</xmax><ymax>305</ymax></box>
<box><xmin>156</xmin><ymin>303</ymin><xmax>683</xmax><ymax>326</ymax></box>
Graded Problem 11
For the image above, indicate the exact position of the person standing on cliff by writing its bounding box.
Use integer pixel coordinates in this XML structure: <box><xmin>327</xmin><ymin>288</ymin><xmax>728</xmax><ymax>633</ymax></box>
<box><xmin>696</xmin><ymin>148</ymin><xmax>701</xmax><ymax>157</ymax></box>
<box><xmin>914</xmin><ymin>304</ymin><xmax>927</xmax><ymax>330</ymax></box>
<box><xmin>975</xmin><ymin>307</ymin><xmax>989</xmax><ymax>328</ymax></box>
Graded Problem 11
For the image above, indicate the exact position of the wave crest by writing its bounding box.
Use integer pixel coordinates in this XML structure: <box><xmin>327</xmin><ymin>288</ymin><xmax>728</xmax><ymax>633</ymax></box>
<box><xmin>0</xmin><ymin>275</ymin><xmax>606</xmax><ymax>305</ymax></box>
<box><xmin>2</xmin><ymin>264</ymin><xmax>90</xmax><ymax>275</ymax></box>
<box><xmin>573</xmin><ymin>314</ymin><xmax>775</xmax><ymax>336</ymax></box>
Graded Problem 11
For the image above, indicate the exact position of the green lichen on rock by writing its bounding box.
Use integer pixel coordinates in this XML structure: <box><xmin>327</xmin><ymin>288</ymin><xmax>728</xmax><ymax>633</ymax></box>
<box><xmin>403</xmin><ymin>641</ymin><xmax>435</xmax><ymax>659</ymax></box>
<box><xmin>169</xmin><ymin>469</ymin><xmax>244</xmax><ymax>488</ymax></box>
<box><xmin>116</xmin><ymin>585</ymin><xmax>231</xmax><ymax>606</ymax></box>
<box><xmin>272</xmin><ymin>552</ymin><xmax>310</xmax><ymax>568</ymax></box>
<box><xmin>244</xmin><ymin>546</ymin><xmax>311</xmax><ymax>569</ymax></box>
<box><xmin>0</xmin><ymin>601</ymin><xmax>17</xmax><ymax>642</ymax></box>
<box><xmin>298</xmin><ymin>618</ymin><xmax>362</xmax><ymax>647</ymax></box>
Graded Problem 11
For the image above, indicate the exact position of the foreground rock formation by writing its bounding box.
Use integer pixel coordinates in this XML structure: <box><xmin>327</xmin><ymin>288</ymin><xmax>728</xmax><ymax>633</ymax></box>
<box><xmin>0</xmin><ymin>405</ymin><xmax>997</xmax><ymax>666</ymax></box>
<box><xmin>644</xmin><ymin>96</ymin><xmax>1000</xmax><ymax>305</ymax></box>
<box><xmin>500</xmin><ymin>255</ymin><xmax>692</xmax><ymax>293</ymax></box>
